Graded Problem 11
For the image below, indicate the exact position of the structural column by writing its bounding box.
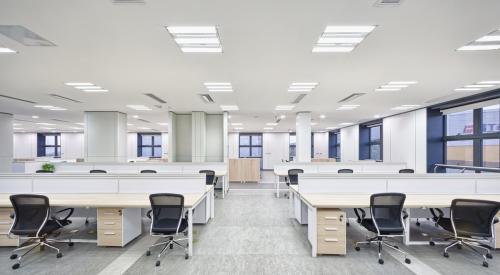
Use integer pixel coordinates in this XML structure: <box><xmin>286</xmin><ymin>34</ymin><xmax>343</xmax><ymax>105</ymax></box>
<box><xmin>296</xmin><ymin>112</ymin><xmax>312</xmax><ymax>162</ymax></box>
<box><xmin>0</xmin><ymin>113</ymin><xmax>13</xmax><ymax>172</ymax></box>
<box><xmin>84</xmin><ymin>111</ymin><xmax>127</xmax><ymax>162</ymax></box>
<box><xmin>191</xmin><ymin>111</ymin><xmax>207</xmax><ymax>162</ymax></box>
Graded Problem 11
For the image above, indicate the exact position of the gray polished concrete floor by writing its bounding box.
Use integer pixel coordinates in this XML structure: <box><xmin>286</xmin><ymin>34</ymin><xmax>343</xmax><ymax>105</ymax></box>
<box><xmin>0</xmin><ymin>189</ymin><xmax>499</xmax><ymax>274</ymax></box>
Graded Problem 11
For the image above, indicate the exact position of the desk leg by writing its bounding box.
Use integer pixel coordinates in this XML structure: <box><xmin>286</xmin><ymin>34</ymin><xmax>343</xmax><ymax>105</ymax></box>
<box><xmin>275</xmin><ymin>175</ymin><xmax>280</xmax><ymax>198</ymax></box>
<box><xmin>188</xmin><ymin>208</ymin><xmax>193</xmax><ymax>257</ymax></box>
<box><xmin>222</xmin><ymin>175</ymin><xmax>227</xmax><ymax>199</ymax></box>
<box><xmin>211</xmin><ymin>189</ymin><xmax>215</xmax><ymax>219</ymax></box>
<box><xmin>404</xmin><ymin>208</ymin><xmax>410</xmax><ymax>246</ymax></box>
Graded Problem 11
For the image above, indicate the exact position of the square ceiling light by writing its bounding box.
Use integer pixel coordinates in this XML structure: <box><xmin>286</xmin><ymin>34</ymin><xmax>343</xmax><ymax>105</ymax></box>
<box><xmin>312</xmin><ymin>25</ymin><xmax>376</xmax><ymax>53</ymax></box>
<box><xmin>288</xmin><ymin>82</ymin><xmax>318</xmax><ymax>93</ymax></box>
<box><xmin>166</xmin><ymin>26</ymin><xmax>222</xmax><ymax>53</ymax></box>
<box><xmin>458</xmin><ymin>29</ymin><xmax>500</xmax><ymax>51</ymax></box>
<box><xmin>204</xmin><ymin>82</ymin><xmax>233</xmax><ymax>93</ymax></box>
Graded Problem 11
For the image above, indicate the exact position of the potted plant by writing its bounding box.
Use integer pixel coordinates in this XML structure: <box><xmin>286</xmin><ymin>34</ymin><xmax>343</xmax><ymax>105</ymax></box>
<box><xmin>42</xmin><ymin>163</ymin><xmax>55</xmax><ymax>172</ymax></box>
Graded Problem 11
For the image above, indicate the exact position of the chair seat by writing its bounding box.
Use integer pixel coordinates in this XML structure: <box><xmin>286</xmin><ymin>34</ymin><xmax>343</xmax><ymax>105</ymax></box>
<box><xmin>361</xmin><ymin>218</ymin><xmax>404</xmax><ymax>235</ymax></box>
<box><xmin>11</xmin><ymin>220</ymin><xmax>62</xmax><ymax>237</ymax></box>
<box><xmin>437</xmin><ymin>218</ymin><xmax>492</xmax><ymax>238</ymax></box>
<box><xmin>152</xmin><ymin>218</ymin><xmax>188</xmax><ymax>235</ymax></box>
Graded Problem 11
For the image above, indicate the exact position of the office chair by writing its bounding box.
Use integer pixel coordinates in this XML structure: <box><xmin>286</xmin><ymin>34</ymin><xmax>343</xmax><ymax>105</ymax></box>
<box><xmin>146</xmin><ymin>193</ymin><xmax>189</xmax><ymax>266</ymax></box>
<box><xmin>338</xmin><ymin>168</ymin><xmax>354</xmax><ymax>173</ymax></box>
<box><xmin>89</xmin><ymin>169</ymin><xmax>107</xmax><ymax>173</ymax></box>
<box><xmin>141</xmin><ymin>169</ymin><xmax>157</xmax><ymax>173</ymax></box>
<box><xmin>35</xmin><ymin>170</ymin><xmax>53</xmax><ymax>173</ymax></box>
<box><xmin>8</xmin><ymin>194</ymin><xmax>74</xmax><ymax>270</ymax></box>
<box><xmin>284</xmin><ymin>169</ymin><xmax>304</xmax><ymax>198</ymax></box>
<box><xmin>398</xmin><ymin>169</ymin><xmax>414</xmax><ymax>173</ymax></box>
<box><xmin>354</xmin><ymin>193</ymin><xmax>411</xmax><ymax>265</ymax></box>
<box><xmin>199</xmin><ymin>170</ymin><xmax>218</xmax><ymax>198</ymax></box>
<box><xmin>429</xmin><ymin>199</ymin><xmax>500</xmax><ymax>267</ymax></box>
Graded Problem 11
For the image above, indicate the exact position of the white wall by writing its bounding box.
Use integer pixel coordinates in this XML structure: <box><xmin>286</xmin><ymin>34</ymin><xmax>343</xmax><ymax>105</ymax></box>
<box><xmin>263</xmin><ymin>132</ymin><xmax>289</xmax><ymax>169</ymax></box>
<box><xmin>206</xmin><ymin>114</ymin><xmax>223</xmax><ymax>162</ymax></box>
<box><xmin>313</xmin><ymin>132</ymin><xmax>328</xmax><ymax>159</ymax></box>
<box><xmin>60</xmin><ymin>133</ymin><xmax>84</xmax><ymax>159</ymax></box>
<box><xmin>13</xmin><ymin>133</ymin><xmax>37</xmax><ymax>159</ymax></box>
<box><xmin>383</xmin><ymin>109</ymin><xmax>427</xmax><ymax>173</ymax></box>
<box><xmin>175</xmin><ymin>114</ymin><xmax>192</xmax><ymax>162</ymax></box>
<box><xmin>340</xmin><ymin>125</ymin><xmax>359</xmax><ymax>162</ymax></box>
<box><xmin>127</xmin><ymin>133</ymin><xmax>138</xmax><ymax>158</ymax></box>
<box><xmin>228</xmin><ymin>133</ymin><xmax>239</xmax><ymax>159</ymax></box>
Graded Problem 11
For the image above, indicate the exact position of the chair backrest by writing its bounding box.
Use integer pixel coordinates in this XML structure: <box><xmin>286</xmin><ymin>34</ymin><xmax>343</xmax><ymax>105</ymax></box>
<box><xmin>9</xmin><ymin>194</ymin><xmax>50</xmax><ymax>236</ymax></box>
<box><xmin>35</xmin><ymin>170</ymin><xmax>53</xmax><ymax>173</ymax></box>
<box><xmin>370</xmin><ymin>193</ymin><xmax>406</xmax><ymax>232</ymax></box>
<box><xmin>149</xmin><ymin>193</ymin><xmax>184</xmax><ymax>229</ymax></box>
<box><xmin>90</xmin><ymin>169</ymin><xmax>107</xmax><ymax>174</ymax></box>
<box><xmin>287</xmin><ymin>169</ymin><xmax>304</xmax><ymax>185</ymax></box>
<box><xmin>140</xmin><ymin>169</ymin><xmax>157</xmax><ymax>174</ymax></box>
<box><xmin>338</xmin><ymin>168</ymin><xmax>354</xmax><ymax>174</ymax></box>
<box><xmin>450</xmin><ymin>199</ymin><xmax>500</xmax><ymax>237</ymax></box>
<box><xmin>399</xmin><ymin>169</ymin><xmax>414</xmax><ymax>174</ymax></box>
<box><xmin>199</xmin><ymin>170</ymin><xmax>216</xmax><ymax>185</ymax></box>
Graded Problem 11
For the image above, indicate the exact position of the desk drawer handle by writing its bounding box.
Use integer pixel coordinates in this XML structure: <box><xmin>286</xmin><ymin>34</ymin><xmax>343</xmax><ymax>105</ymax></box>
<box><xmin>103</xmin><ymin>222</ymin><xmax>116</xmax><ymax>225</ymax></box>
<box><xmin>103</xmin><ymin>232</ymin><xmax>116</xmax><ymax>235</ymax></box>
<box><xmin>324</xmin><ymin>216</ymin><xmax>338</xmax><ymax>220</ymax></box>
<box><xmin>324</xmin><ymin>227</ymin><xmax>338</xmax><ymax>231</ymax></box>
<box><xmin>324</xmin><ymin>238</ymin><xmax>339</xmax><ymax>242</ymax></box>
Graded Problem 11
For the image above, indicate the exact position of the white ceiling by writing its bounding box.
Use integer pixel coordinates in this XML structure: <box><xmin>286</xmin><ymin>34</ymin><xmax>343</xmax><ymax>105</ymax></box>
<box><xmin>1</xmin><ymin>0</ymin><xmax>500</xmax><ymax>133</ymax></box>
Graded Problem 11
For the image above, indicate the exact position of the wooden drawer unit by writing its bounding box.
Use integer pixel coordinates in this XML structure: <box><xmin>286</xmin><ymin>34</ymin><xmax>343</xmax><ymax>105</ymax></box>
<box><xmin>97</xmin><ymin>208</ymin><xmax>141</xmax><ymax>247</ymax></box>
<box><xmin>98</xmin><ymin>208</ymin><xmax>122</xmax><ymax>219</ymax></box>
<box><xmin>98</xmin><ymin>230</ymin><xmax>123</xmax><ymax>247</ymax></box>
<box><xmin>0</xmin><ymin>208</ymin><xmax>19</xmax><ymax>247</ymax></box>
<box><xmin>316</xmin><ymin>208</ymin><xmax>346</xmax><ymax>255</ymax></box>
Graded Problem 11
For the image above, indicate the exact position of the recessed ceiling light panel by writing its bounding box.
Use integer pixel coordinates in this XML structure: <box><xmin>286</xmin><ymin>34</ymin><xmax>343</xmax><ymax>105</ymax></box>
<box><xmin>458</xmin><ymin>29</ymin><xmax>500</xmax><ymax>51</ymax></box>
<box><xmin>220</xmin><ymin>105</ymin><xmax>239</xmax><ymax>111</ymax></box>
<box><xmin>313</xmin><ymin>25</ymin><xmax>376</xmax><ymax>53</ymax></box>
<box><xmin>204</xmin><ymin>82</ymin><xmax>233</xmax><ymax>93</ymax></box>
<box><xmin>166</xmin><ymin>26</ymin><xmax>222</xmax><ymax>53</ymax></box>
<box><xmin>288</xmin><ymin>82</ymin><xmax>318</xmax><ymax>93</ymax></box>
<box><xmin>275</xmin><ymin>105</ymin><xmax>295</xmax><ymax>111</ymax></box>
<box><xmin>375</xmin><ymin>81</ymin><xmax>417</xmax><ymax>92</ymax></box>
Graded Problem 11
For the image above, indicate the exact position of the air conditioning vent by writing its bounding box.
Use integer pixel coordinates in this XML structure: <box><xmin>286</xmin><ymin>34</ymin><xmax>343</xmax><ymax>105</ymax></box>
<box><xmin>144</xmin><ymin>93</ymin><xmax>167</xmax><ymax>104</ymax></box>
<box><xmin>51</xmin><ymin>119</ymin><xmax>72</xmax><ymax>123</ymax></box>
<box><xmin>49</xmin><ymin>94</ymin><xmax>82</xmax><ymax>103</ymax></box>
<box><xmin>338</xmin><ymin>93</ymin><xmax>365</xmax><ymax>103</ymax></box>
<box><xmin>0</xmin><ymin>25</ymin><xmax>56</xmax><ymax>46</ymax></box>
<box><xmin>138</xmin><ymin>118</ymin><xmax>151</xmax><ymax>123</ymax></box>
<box><xmin>199</xmin><ymin>94</ymin><xmax>214</xmax><ymax>103</ymax></box>
<box><xmin>0</xmin><ymin>94</ymin><xmax>36</xmax><ymax>104</ymax></box>
<box><xmin>291</xmin><ymin>94</ymin><xmax>307</xmax><ymax>104</ymax></box>
<box><xmin>374</xmin><ymin>0</ymin><xmax>403</xmax><ymax>7</ymax></box>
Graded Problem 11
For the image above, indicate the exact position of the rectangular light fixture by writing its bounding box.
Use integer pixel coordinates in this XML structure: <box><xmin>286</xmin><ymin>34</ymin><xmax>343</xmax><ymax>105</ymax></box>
<box><xmin>275</xmin><ymin>105</ymin><xmax>295</xmax><ymax>111</ymax></box>
<box><xmin>464</xmin><ymin>84</ymin><xmax>495</xmax><ymax>88</ymax></box>
<box><xmin>83</xmin><ymin>89</ymin><xmax>108</xmax><ymax>93</ymax></box>
<box><xmin>126</xmin><ymin>105</ymin><xmax>152</xmax><ymax>111</ymax></box>
<box><xmin>391</xmin><ymin>104</ymin><xmax>420</xmax><ymax>110</ymax></box>
<box><xmin>233</xmin><ymin>127</ymin><xmax>244</xmax><ymax>130</ymax></box>
<box><xmin>313</xmin><ymin>25</ymin><xmax>376</xmax><ymax>53</ymax></box>
<box><xmin>166</xmin><ymin>26</ymin><xmax>222</xmax><ymax>53</ymax></box>
<box><xmin>266</xmin><ymin>122</ymin><xmax>278</xmax><ymax>126</ymax></box>
<box><xmin>65</xmin><ymin>82</ymin><xmax>94</xmax><ymax>86</ymax></box>
<box><xmin>263</xmin><ymin>127</ymin><xmax>273</xmax><ymax>130</ymax></box>
<box><xmin>455</xmin><ymin>88</ymin><xmax>480</xmax><ymax>92</ymax></box>
<box><xmin>458</xmin><ymin>29</ymin><xmax>500</xmax><ymax>51</ymax></box>
<box><xmin>36</xmin><ymin>122</ymin><xmax>55</xmax><ymax>126</ymax></box>
<box><xmin>375</xmin><ymin>88</ymin><xmax>401</xmax><ymax>92</ymax></box>
<box><xmin>375</xmin><ymin>81</ymin><xmax>417</xmax><ymax>92</ymax></box>
<box><xmin>231</xmin><ymin>122</ymin><xmax>243</xmax><ymax>126</ymax></box>
<box><xmin>138</xmin><ymin>127</ymin><xmax>151</xmax><ymax>130</ymax></box>
<box><xmin>326</xmin><ymin>127</ymin><xmax>337</xmax><ymax>130</ymax></box>
<box><xmin>381</xmin><ymin>85</ymin><xmax>408</xmax><ymax>88</ymax></box>
<box><xmin>288</xmin><ymin>82</ymin><xmax>318</xmax><ymax>93</ymax></box>
<box><xmin>34</xmin><ymin>105</ymin><xmax>67</xmax><ymax>111</ymax></box>
<box><xmin>478</xmin><ymin>80</ymin><xmax>500</xmax><ymax>84</ymax></box>
<box><xmin>336</xmin><ymin>104</ymin><xmax>360</xmax><ymax>110</ymax></box>
<box><xmin>455</xmin><ymin>80</ymin><xmax>500</xmax><ymax>92</ymax></box>
<box><xmin>0</xmin><ymin>47</ymin><xmax>16</xmax><ymax>53</ymax></box>
<box><xmin>339</xmin><ymin>122</ymin><xmax>353</xmax><ymax>126</ymax></box>
<box><xmin>220</xmin><ymin>105</ymin><xmax>239</xmax><ymax>111</ymax></box>
<box><xmin>204</xmin><ymin>82</ymin><xmax>233</xmax><ymax>93</ymax></box>
<box><xmin>66</xmin><ymin>82</ymin><xmax>109</xmax><ymax>93</ymax></box>
<box><xmin>388</xmin><ymin>81</ymin><xmax>418</xmax><ymax>85</ymax></box>
<box><xmin>75</xmin><ymin>86</ymin><xmax>102</xmax><ymax>90</ymax></box>
<box><xmin>157</xmin><ymin>123</ymin><xmax>168</xmax><ymax>126</ymax></box>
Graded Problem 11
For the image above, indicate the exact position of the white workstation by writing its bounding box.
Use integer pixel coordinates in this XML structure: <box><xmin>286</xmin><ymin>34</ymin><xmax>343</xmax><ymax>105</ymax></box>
<box><xmin>0</xmin><ymin>0</ymin><xmax>500</xmax><ymax>274</ymax></box>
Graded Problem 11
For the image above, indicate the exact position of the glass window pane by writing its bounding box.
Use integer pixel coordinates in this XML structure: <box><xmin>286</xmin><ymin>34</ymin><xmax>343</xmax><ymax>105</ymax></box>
<box><xmin>45</xmin><ymin>147</ymin><xmax>55</xmax><ymax>156</ymax></box>
<box><xmin>482</xmin><ymin>104</ymin><xmax>499</xmax><ymax>133</ymax></box>
<box><xmin>446</xmin><ymin>110</ymin><xmax>473</xmax><ymax>136</ymax></box>
<box><xmin>370</xmin><ymin>126</ymin><xmax>381</xmax><ymax>142</ymax></box>
<box><xmin>251</xmin><ymin>147</ymin><xmax>262</xmax><ymax>157</ymax></box>
<box><xmin>239</xmin><ymin>147</ymin><xmax>250</xmax><ymax>157</ymax></box>
<box><xmin>336</xmin><ymin>133</ymin><xmax>341</xmax><ymax>145</ymax></box>
<box><xmin>153</xmin><ymin>147</ymin><xmax>162</xmax><ymax>157</ymax></box>
<box><xmin>45</xmin><ymin>136</ymin><xmax>55</xmax><ymax>146</ymax></box>
<box><xmin>289</xmin><ymin>135</ymin><xmax>296</xmax><ymax>146</ymax></box>
<box><xmin>142</xmin><ymin>147</ymin><xmax>152</xmax><ymax>157</ymax></box>
<box><xmin>483</xmin><ymin>139</ymin><xmax>499</xmax><ymax>168</ymax></box>
<box><xmin>370</xmin><ymin>144</ymin><xmax>381</xmax><ymax>160</ymax></box>
<box><xmin>446</xmin><ymin>140</ymin><xmax>473</xmax><ymax>166</ymax></box>
<box><xmin>251</xmin><ymin>135</ymin><xmax>262</xmax><ymax>146</ymax></box>
<box><xmin>142</xmin><ymin>135</ymin><xmax>153</xmax><ymax>146</ymax></box>
<box><xmin>240</xmin><ymin>135</ymin><xmax>250</xmax><ymax>146</ymax></box>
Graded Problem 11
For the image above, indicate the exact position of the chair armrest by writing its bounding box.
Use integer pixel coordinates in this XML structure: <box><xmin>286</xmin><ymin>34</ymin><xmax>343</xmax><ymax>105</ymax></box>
<box><xmin>52</xmin><ymin>208</ymin><xmax>74</xmax><ymax>221</ymax></box>
<box><xmin>214</xmin><ymin>177</ymin><xmax>218</xmax><ymax>184</ymax></box>
<box><xmin>494</xmin><ymin>217</ymin><xmax>499</xmax><ymax>224</ymax></box>
<box><xmin>353</xmin><ymin>208</ymin><xmax>366</xmax><ymax>223</ymax></box>
<box><xmin>430</xmin><ymin>208</ymin><xmax>444</xmax><ymax>222</ymax></box>
<box><xmin>146</xmin><ymin>209</ymin><xmax>152</xmax><ymax>220</ymax></box>
<box><xmin>402</xmin><ymin>210</ymin><xmax>409</xmax><ymax>220</ymax></box>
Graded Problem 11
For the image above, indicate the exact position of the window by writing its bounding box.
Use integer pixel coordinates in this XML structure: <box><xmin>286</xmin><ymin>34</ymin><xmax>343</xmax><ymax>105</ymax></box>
<box><xmin>444</xmin><ymin>103</ymin><xmax>500</xmax><ymax>171</ymax></box>
<box><xmin>328</xmin><ymin>131</ymin><xmax>341</xmax><ymax>161</ymax></box>
<box><xmin>369</xmin><ymin>126</ymin><xmax>382</xmax><ymax>161</ymax></box>
<box><xmin>359</xmin><ymin>122</ymin><xmax>383</xmax><ymax>161</ymax></box>
<box><xmin>239</xmin><ymin>133</ymin><xmax>262</xmax><ymax>158</ymax></box>
<box><xmin>138</xmin><ymin>133</ymin><xmax>162</xmax><ymax>158</ymax></box>
<box><xmin>289</xmin><ymin>134</ymin><xmax>296</xmax><ymax>161</ymax></box>
<box><xmin>37</xmin><ymin>133</ymin><xmax>61</xmax><ymax>157</ymax></box>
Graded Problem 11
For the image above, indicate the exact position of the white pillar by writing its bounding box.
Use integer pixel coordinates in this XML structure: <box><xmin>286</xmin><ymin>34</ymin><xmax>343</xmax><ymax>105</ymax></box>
<box><xmin>167</xmin><ymin>111</ymin><xmax>177</xmax><ymax>162</ymax></box>
<box><xmin>84</xmin><ymin>111</ymin><xmax>127</xmax><ymax>162</ymax></box>
<box><xmin>191</xmin><ymin>111</ymin><xmax>207</xmax><ymax>162</ymax></box>
<box><xmin>0</xmin><ymin>113</ymin><xmax>13</xmax><ymax>172</ymax></box>
<box><xmin>296</xmin><ymin>112</ymin><xmax>312</xmax><ymax>162</ymax></box>
<box><xmin>223</xmin><ymin>112</ymin><xmax>229</xmax><ymax>163</ymax></box>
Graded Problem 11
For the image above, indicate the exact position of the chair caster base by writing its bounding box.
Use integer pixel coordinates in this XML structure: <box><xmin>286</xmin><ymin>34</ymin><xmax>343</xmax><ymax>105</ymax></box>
<box><xmin>486</xmin><ymin>253</ymin><xmax>493</xmax><ymax>259</ymax></box>
<box><xmin>405</xmin><ymin>258</ymin><xmax>411</xmax><ymax>264</ymax></box>
<box><xmin>185</xmin><ymin>254</ymin><xmax>189</xmax><ymax>260</ymax></box>
<box><xmin>483</xmin><ymin>261</ymin><xmax>488</xmax><ymax>268</ymax></box>
<box><xmin>378</xmin><ymin>259</ymin><xmax>384</xmax><ymax>265</ymax></box>
<box><xmin>443</xmin><ymin>252</ymin><xmax>449</xmax><ymax>258</ymax></box>
<box><xmin>9</xmin><ymin>254</ymin><xmax>17</xmax><ymax>260</ymax></box>
<box><xmin>416</xmin><ymin>222</ymin><xmax>421</xmax><ymax>226</ymax></box>
<box><xmin>393</xmin><ymin>245</ymin><xmax>399</xmax><ymax>249</ymax></box>
<box><xmin>429</xmin><ymin>241</ymin><xmax>435</xmax><ymax>246</ymax></box>
<box><xmin>155</xmin><ymin>260</ymin><xmax>160</xmax><ymax>267</ymax></box>
<box><xmin>12</xmin><ymin>263</ymin><xmax>20</xmax><ymax>270</ymax></box>
<box><xmin>146</xmin><ymin>250</ymin><xmax>151</xmax><ymax>256</ymax></box>
<box><xmin>68</xmin><ymin>242</ymin><xmax>74</xmax><ymax>247</ymax></box>
<box><xmin>355</xmin><ymin>246</ymin><xmax>360</xmax><ymax>251</ymax></box>
<box><xmin>457</xmin><ymin>244</ymin><xmax>462</xmax><ymax>250</ymax></box>
<box><xmin>56</xmin><ymin>252</ymin><xmax>63</xmax><ymax>258</ymax></box>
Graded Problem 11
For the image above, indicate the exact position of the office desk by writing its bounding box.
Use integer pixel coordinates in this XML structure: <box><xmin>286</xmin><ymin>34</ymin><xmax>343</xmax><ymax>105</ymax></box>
<box><xmin>289</xmin><ymin>188</ymin><xmax>500</xmax><ymax>257</ymax></box>
<box><xmin>0</xmin><ymin>186</ymin><xmax>214</xmax><ymax>257</ymax></box>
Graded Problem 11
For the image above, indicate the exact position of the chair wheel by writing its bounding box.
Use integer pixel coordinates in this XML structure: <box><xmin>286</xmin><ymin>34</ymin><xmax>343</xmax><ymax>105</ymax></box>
<box><xmin>170</xmin><ymin>244</ymin><xmax>173</xmax><ymax>249</ymax></box>
<box><xmin>457</xmin><ymin>244</ymin><xmax>462</xmax><ymax>250</ymax></box>
<box><xmin>346</xmin><ymin>222</ymin><xmax>350</xmax><ymax>227</ymax></box>
<box><xmin>85</xmin><ymin>220</ymin><xmax>89</xmax><ymax>225</ymax></box>
<box><xmin>155</xmin><ymin>260</ymin><xmax>160</xmax><ymax>267</ymax></box>
<box><xmin>429</xmin><ymin>241</ymin><xmax>435</xmax><ymax>246</ymax></box>
<box><xmin>483</xmin><ymin>261</ymin><xmax>488</xmax><ymax>268</ymax></box>
<box><xmin>68</xmin><ymin>242</ymin><xmax>74</xmax><ymax>247</ymax></box>
<box><xmin>378</xmin><ymin>259</ymin><xmax>384</xmax><ymax>264</ymax></box>
<box><xmin>355</xmin><ymin>246</ymin><xmax>360</xmax><ymax>251</ymax></box>
<box><xmin>12</xmin><ymin>263</ymin><xmax>20</xmax><ymax>270</ymax></box>
<box><xmin>416</xmin><ymin>222</ymin><xmax>420</xmax><ymax>226</ymax></box>
<box><xmin>56</xmin><ymin>252</ymin><xmax>63</xmax><ymax>258</ymax></box>
<box><xmin>405</xmin><ymin>258</ymin><xmax>411</xmax><ymax>264</ymax></box>
<box><xmin>10</xmin><ymin>254</ymin><xmax>17</xmax><ymax>260</ymax></box>
<box><xmin>394</xmin><ymin>245</ymin><xmax>399</xmax><ymax>249</ymax></box>
<box><xmin>185</xmin><ymin>254</ymin><xmax>189</xmax><ymax>260</ymax></box>
<box><xmin>146</xmin><ymin>250</ymin><xmax>151</xmax><ymax>256</ymax></box>
<box><xmin>486</xmin><ymin>253</ymin><xmax>492</xmax><ymax>259</ymax></box>
<box><xmin>443</xmin><ymin>252</ymin><xmax>449</xmax><ymax>258</ymax></box>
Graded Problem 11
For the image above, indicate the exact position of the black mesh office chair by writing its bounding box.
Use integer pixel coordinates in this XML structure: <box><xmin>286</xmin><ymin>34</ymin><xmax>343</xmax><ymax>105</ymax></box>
<box><xmin>398</xmin><ymin>169</ymin><xmax>414</xmax><ymax>173</ymax></box>
<box><xmin>354</xmin><ymin>193</ymin><xmax>411</xmax><ymax>265</ymax></box>
<box><xmin>89</xmin><ymin>169</ymin><xmax>107</xmax><ymax>173</ymax></box>
<box><xmin>8</xmin><ymin>194</ymin><xmax>74</xmax><ymax>270</ymax></box>
<box><xmin>141</xmin><ymin>170</ymin><xmax>157</xmax><ymax>174</ymax></box>
<box><xmin>338</xmin><ymin>168</ymin><xmax>354</xmax><ymax>173</ymax></box>
<box><xmin>284</xmin><ymin>169</ymin><xmax>304</xmax><ymax>198</ymax></box>
<box><xmin>35</xmin><ymin>170</ymin><xmax>53</xmax><ymax>173</ymax></box>
<box><xmin>146</xmin><ymin>193</ymin><xmax>189</xmax><ymax>266</ymax></box>
<box><xmin>199</xmin><ymin>170</ymin><xmax>218</xmax><ymax>198</ymax></box>
<box><xmin>429</xmin><ymin>199</ymin><xmax>500</xmax><ymax>267</ymax></box>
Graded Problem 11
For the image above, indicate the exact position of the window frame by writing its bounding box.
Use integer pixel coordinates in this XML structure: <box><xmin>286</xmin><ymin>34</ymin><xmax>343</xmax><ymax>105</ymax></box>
<box><xmin>368</xmin><ymin>125</ymin><xmax>383</xmax><ymax>161</ymax></box>
<box><xmin>328</xmin><ymin>131</ymin><xmax>341</xmax><ymax>161</ymax></box>
<box><xmin>238</xmin><ymin>133</ymin><xmax>263</xmax><ymax>158</ymax></box>
<box><xmin>289</xmin><ymin>133</ymin><xmax>296</xmax><ymax>161</ymax></box>
<box><xmin>37</xmin><ymin>133</ymin><xmax>61</xmax><ymax>157</ymax></box>
<box><xmin>137</xmin><ymin>133</ymin><xmax>162</xmax><ymax>158</ymax></box>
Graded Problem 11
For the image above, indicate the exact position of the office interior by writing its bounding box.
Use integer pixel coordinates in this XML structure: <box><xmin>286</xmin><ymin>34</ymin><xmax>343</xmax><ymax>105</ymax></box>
<box><xmin>0</xmin><ymin>0</ymin><xmax>500</xmax><ymax>274</ymax></box>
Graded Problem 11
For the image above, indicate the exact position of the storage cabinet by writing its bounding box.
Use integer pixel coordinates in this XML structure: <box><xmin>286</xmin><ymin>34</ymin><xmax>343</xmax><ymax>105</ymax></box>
<box><xmin>97</xmin><ymin>208</ymin><xmax>141</xmax><ymax>247</ymax></box>
<box><xmin>229</xmin><ymin>158</ymin><xmax>260</xmax><ymax>182</ymax></box>
<box><xmin>316</xmin><ymin>208</ymin><xmax>346</xmax><ymax>255</ymax></box>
